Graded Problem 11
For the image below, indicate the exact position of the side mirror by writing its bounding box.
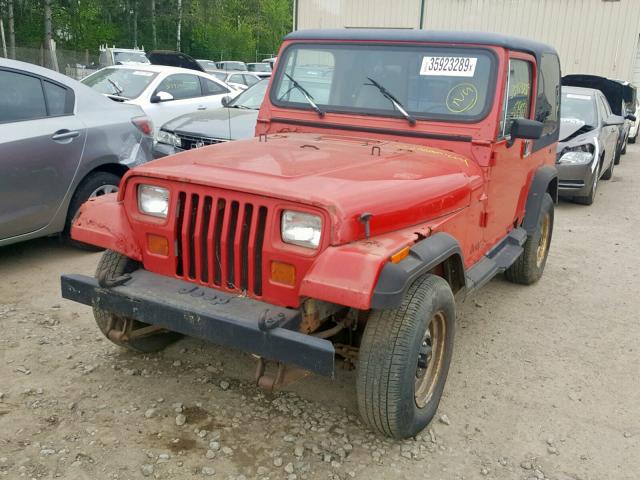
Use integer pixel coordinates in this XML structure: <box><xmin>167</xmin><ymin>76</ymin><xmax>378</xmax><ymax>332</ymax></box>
<box><xmin>150</xmin><ymin>91</ymin><xmax>174</xmax><ymax>103</ymax></box>
<box><xmin>507</xmin><ymin>119</ymin><xmax>544</xmax><ymax>147</ymax></box>
<box><xmin>626</xmin><ymin>114</ymin><xmax>637</xmax><ymax>122</ymax></box>
<box><xmin>221</xmin><ymin>96</ymin><xmax>231</xmax><ymax>107</ymax></box>
<box><xmin>605</xmin><ymin>115</ymin><xmax>624</xmax><ymax>127</ymax></box>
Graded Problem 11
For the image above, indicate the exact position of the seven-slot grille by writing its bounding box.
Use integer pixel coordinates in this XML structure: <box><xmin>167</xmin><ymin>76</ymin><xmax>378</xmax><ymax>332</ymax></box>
<box><xmin>175</xmin><ymin>191</ymin><xmax>268</xmax><ymax>296</ymax></box>
<box><xmin>175</xmin><ymin>132</ymin><xmax>226</xmax><ymax>150</ymax></box>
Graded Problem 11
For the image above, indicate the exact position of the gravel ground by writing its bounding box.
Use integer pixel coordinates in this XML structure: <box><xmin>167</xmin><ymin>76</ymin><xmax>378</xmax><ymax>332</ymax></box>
<box><xmin>1</xmin><ymin>147</ymin><xmax>639</xmax><ymax>480</ymax></box>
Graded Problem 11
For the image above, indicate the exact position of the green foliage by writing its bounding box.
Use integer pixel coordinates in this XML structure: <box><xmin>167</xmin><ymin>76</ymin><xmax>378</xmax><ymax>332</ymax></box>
<box><xmin>5</xmin><ymin>0</ymin><xmax>292</xmax><ymax>62</ymax></box>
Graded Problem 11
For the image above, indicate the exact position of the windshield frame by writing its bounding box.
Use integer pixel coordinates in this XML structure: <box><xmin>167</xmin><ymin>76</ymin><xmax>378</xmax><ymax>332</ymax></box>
<box><xmin>270</xmin><ymin>42</ymin><xmax>499</xmax><ymax>125</ymax></box>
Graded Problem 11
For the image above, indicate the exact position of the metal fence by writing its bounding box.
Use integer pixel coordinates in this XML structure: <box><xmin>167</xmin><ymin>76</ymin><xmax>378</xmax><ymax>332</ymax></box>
<box><xmin>9</xmin><ymin>45</ymin><xmax>99</xmax><ymax>80</ymax></box>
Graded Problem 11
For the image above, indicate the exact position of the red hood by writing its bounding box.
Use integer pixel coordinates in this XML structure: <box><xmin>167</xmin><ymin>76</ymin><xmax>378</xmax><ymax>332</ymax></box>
<box><xmin>131</xmin><ymin>133</ymin><xmax>481</xmax><ymax>243</ymax></box>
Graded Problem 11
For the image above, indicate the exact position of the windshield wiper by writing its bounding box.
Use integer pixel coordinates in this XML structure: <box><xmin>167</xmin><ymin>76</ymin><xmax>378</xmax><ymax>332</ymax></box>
<box><xmin>107</xmin><ymin>78</ymin><xmax>123</xmax><ymax>96</ymax></box>
<box><xmin>365</xmin><ymin>77</ymin><xmax>416</xmax><ymax>126</ymax></box>
<box><xmin>283</xmin><ymin>73</ymin><xmax>325</xmax><ymax>117</ymax></box>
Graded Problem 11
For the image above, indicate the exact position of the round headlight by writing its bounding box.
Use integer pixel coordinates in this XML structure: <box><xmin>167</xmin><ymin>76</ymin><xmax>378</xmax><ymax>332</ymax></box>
<box><xmin>138</xmin><ymin>185</ymin><xmax>169</xmax><ymax>218</ymax></box>
<box><xmin>281</xmin><ymin>211</ymin><xmax>322</xmax><ymax>249</ymax></box>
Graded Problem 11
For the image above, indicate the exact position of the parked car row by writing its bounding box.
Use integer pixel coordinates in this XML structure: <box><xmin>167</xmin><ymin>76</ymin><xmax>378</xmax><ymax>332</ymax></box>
<box><xmin>0</xmin><ymin>58</ymin><xmax>154</xmax><ymax>247</ymax></box>
<box><xmin>557</xmin><ymin>75</ymin><xmax>637</xmax><ymax>205</ymax></box>
<box><xmin>0</xmin><ymin>49</ymin><xmax>267</xmax><ymax>247</ymax></box>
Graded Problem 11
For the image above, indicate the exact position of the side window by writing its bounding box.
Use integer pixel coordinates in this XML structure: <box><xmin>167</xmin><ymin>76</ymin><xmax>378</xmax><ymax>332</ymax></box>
<box><xmin>243</xmin><ymin>74</ymin><xmax>259</xmax><ymax>87</ymax></box>
<box><xmin>43</xmin><ymin>80</ymin><xmax>71</xmax><ymax>116</ymax></box>
<box><xmin>201</xmin><ymin>78</ymin><xmax>229</xmax><ymax>96</ymax></box>
<box><xmin>499</xmin><ymin>59</ymin><xmax>532</xmax><ymax>138</ymax></box>
<box><xmin>535</xmin><ymin>53</ymin><xmax>560</xmax><ymax>137</ymax></box>
<box><xmin>0</xmin><ymin>70</ymin><xmax>47</xmax><ymax>123</ymax></box>
<box><xmin>600</xmin><ymin>94</ymin><xmax>613</xmax><ymax>117</ymax></box>
<box><xmin>229</xmin><ymin>74</ymin><xmax>245</xmax><ymax>86</ymax></box>
<box><xmin>156</xmin><ymin>74</ymin><xmax>202</xmax><ymax>100</ymax></box>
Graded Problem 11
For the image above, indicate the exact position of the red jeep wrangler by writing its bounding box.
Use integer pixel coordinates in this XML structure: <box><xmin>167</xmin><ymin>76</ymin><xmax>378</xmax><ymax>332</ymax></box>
<box><xmin>61</xmin><ymin>30</ymin><xmax>561</xmax><ymax>439</ymax></box>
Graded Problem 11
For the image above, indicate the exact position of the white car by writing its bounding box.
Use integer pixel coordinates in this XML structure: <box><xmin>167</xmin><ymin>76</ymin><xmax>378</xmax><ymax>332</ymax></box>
<box><xmin>629</xmin><ymin>97</ymin><xmax>640</xmax><ymax>143</ymax></box>
<box><xmin>208</xmin><ymin>70</ymin><xmax>262</xmax><ymax>91</ymax></box>
<box><xmin>82</xmin><ymin>64</ymin><xmax>237</xmax><ymax>136</ymax></box>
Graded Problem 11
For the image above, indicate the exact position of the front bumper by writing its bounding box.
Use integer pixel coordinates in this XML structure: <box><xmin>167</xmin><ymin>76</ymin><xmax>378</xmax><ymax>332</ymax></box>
<box><xmin>61</xmin><ymin>270</ymin><xmax>335</xmax><ymax>377</ymax></box>
<box><xmin>556</xmin><ymin>162</ymin><xmax>595</xmax><ymax>197</ymax></box>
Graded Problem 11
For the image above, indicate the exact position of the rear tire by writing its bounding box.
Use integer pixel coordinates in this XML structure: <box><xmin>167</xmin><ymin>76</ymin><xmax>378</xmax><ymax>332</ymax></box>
<box><xmin>505</xmin><ymin>193</ymin><xmax>554</xmax><ymax>285</ymax></box>
<box><xmin>357</xmin><ymin>274</ymin><xmax>455</xmax><ymax>439</ymax></box>
<box><xmin>64</xmin><ymin>171</ymin><xmax>121</xmax><ymax>250</ymax></box>
<box><xmin>629</xmin><ymin>132</ymin><xmax>637</xmax><ymax>144</ymax></box>
<box><xmin>93</xmin><ymin>250</ymin><xmax>183</xmax><ymax>353</ymax></box>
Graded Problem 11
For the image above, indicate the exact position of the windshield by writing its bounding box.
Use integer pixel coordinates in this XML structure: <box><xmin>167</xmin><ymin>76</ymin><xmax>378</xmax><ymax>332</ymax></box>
<box><xmin>561</xmin><ymin>91</ymin><xmax>596</xmax><ymax>127</ymax></box>
<box><xmin>271</xmin><ymin>43</ymin><xmax>496</xmax><ymax>122</ymax></box>
<box><xmin>219</xmin><ymin>61</ymin><xmax>247</xmax><ymax>71</ymax></box>
<box><xmin>248</xmin><ymin>63</ymin><xmax>271</xmax><ymax>72</ymax></box>
<box><xmin>229</xmin><ymin>80</ymin><xmax>268</xmax><ymax>109</ymax></box>
<box><xmin>113</xmin><ymin>51</ymin><xmax>150</xmax><ymax>64</ymax></box>
<box><xmin>198</xmin><ymin>60</ymin><xmax>218</xmax><ymax>71</ymax></box>
<box><xmin>82</xmin><ymin>68</ymin><xmax>158</xmax><ymax>99</ymax></box>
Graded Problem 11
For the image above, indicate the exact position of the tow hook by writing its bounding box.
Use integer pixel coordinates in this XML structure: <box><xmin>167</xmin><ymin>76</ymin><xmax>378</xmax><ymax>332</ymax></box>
<box><xmin>257</xmin><ymin>309</ymin><xmax>287</xmax><ymax>331</ymax></box>
<box><xmin>255</xmin><ymin>357</ymin><xmax>310</xmax><ymax>392</ymax></box>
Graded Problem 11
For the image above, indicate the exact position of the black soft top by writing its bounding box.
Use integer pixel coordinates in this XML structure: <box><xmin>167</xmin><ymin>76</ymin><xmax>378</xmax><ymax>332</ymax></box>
<box><xmin>285</xmin><ymin>29</ymin><xmax>558</xmax><ymax>58</ymax></box>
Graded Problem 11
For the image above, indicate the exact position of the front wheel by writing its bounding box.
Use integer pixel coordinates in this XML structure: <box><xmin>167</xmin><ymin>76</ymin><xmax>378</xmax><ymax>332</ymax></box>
<box><xmin>357</xmin><ymin>274</ymin><xmax>455</xmax><ymax>439</ymax></box>
<box><xmin>93</xmin><ymin>250</ymin><xmax>183</xmax><ymax>353</ymax></box>
<box><xmin>505</xmin><ymin>193</ymin><xmax>554</xmax><ymax>285</ymax></box>
<box><xmin>64</xmin><ymin>171</ymin><xmax>121</xmax><ymax>249</ymax></box>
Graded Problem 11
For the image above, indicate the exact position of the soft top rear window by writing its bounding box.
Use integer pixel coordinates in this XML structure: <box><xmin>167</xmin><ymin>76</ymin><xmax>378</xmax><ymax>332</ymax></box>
<box><xmin>271</xmin><ymin>43</ymin><xmax>497</xmax><ymax>123</ymax></box>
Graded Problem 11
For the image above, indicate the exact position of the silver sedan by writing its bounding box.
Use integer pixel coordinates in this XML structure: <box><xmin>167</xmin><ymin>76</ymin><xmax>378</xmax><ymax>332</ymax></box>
<box><xmin>0</xmin><ymin>58</ymin><xmax>154</xmax><ymax>247</ymax></box>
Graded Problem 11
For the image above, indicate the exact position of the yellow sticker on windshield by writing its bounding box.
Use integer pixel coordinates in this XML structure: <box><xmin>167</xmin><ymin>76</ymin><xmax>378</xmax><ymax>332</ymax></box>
<box><xmin>446</xmin><ymin>83</ymin><xmax>478</xmax><ymax>113</ymax></box>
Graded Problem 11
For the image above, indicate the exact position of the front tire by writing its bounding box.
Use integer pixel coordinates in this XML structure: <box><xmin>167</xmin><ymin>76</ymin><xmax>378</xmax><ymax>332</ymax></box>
<box><xmin>93</xmin><ymin>250</ymin><xmax>183</xmax><ymax>353</ymax></box>
<box><xmin>505</xmin><ymin>193</ymin><xmax>554</xmax><ymax>285</ymax></box>
<box><xmin>574</xmin><ymin>162</ymin><xmax>599</xmax><ymax>206</ymax></box>
<box><xmin>357</xmin><ymin>274</ymin><xmax>455</xmax><ymax>439</ymax></box>
<box><xmin>64</xmin><ymin>171</ymin><xmax>121</xmax><ymax>249</ymax></box>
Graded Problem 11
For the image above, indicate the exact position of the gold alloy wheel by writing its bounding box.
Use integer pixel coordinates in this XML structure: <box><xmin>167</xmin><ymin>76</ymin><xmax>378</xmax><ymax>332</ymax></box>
<box><xmin>536</xmin><ymin>213</ymin><xmax>551</xmax><ymax>268</ymax></box>
<box><xmin>415</xmin><ymin>311</ymin><xmax>447</xmax><ymax>408</ymax></box>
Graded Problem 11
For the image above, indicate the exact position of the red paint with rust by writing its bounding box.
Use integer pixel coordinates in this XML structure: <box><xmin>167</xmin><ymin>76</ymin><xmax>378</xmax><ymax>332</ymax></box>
<box><xmin>72</xmin><ymin>35</ymin><xmax>555</xmax><ymax>310</ymax></box>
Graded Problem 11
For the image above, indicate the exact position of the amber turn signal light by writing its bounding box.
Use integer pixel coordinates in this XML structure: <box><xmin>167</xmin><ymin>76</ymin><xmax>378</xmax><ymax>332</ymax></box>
<box><xmin>390</xmin><ymin>246</ymin><xmax>411</xmax><ymax>264</ymax></box>
<box><xmin>271</xmin><ymin>261</ymin><xmax>296</xmax><ymax>286</ymax></box>
<box><xmin>147</xmin><ymin>234</ymin><xmax>169</xmax><ymax>256</ymax></box>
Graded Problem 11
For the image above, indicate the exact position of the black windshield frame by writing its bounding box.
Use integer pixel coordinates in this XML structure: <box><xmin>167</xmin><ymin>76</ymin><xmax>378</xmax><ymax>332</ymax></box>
<box><xmin>270</xmin><ymin>42</ymin><xmax>499</xmax><ymax>124</ymax></box>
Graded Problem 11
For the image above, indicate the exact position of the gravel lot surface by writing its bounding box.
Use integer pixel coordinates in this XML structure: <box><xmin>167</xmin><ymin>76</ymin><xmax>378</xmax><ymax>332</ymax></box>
<box><xmin>1</xmin><ymin>148</ymin><xmax>638</xmax><ymax>480</ymax></box>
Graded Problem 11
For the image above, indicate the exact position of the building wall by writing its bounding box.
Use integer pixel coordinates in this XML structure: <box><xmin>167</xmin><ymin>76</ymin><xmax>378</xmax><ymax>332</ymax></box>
<box><xmin>296</xmin><ymin>0</ymin><xmax>423</xmax><ymax>29</ymax></box>
<box><xmin>295</xmin><ymin>0</ymin><xmax>640</xmax><ymax>80</ymax></box>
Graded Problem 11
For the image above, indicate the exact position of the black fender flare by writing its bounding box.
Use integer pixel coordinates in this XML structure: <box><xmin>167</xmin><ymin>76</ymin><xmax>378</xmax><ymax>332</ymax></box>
<box><xmin>522</xmin><ymin>165</ymin><xmax>558</xmax><ymax>235</ymax></box>
<box><xmin>370</xmin><ymin>233</ymin><xmax>464</xmax><ymax>310</ymax></box>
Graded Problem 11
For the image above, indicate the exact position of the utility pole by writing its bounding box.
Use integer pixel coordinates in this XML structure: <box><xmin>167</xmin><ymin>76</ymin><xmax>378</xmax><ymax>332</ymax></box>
<box><xmin>132</xmin><ymin>1</ymin><xmax>138</xmax><ymax>48</ymax></box>
<box><xmin>44</xmin><ymin>0</ymin><xmax>53</xmax><ymax>68</ymax></box>
<box><xmin>151</xmin><ymin>0</ymin><xmax>157</xmax><ymax>49</ymax></box>
<box><xmin>176</xmin><ymin>0</ymin><xmax>182</xmax><ymax>52</ymax></box>
<box><xmin>7</xmin><ymin>0</ymin><xmax>14</xmax><ymax>59</ymax></box>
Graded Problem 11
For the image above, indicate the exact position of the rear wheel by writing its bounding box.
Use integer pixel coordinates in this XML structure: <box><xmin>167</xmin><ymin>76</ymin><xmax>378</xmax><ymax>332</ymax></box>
<box><xmin>357</xmin><ymin>274</ymin><xmax>455</xmax><ymax>439</ymax></box>
<box><xmin>64</xmin><ymin>171</ymin><xmax>121</xmax><ymax>249</ymax></box>
<box><xmin>505</xmin><ymin>193</ymin><xmax>554</xmax><ymax>285</ymax></box>
<box><xmin>629</xmin><ymin>131</ymin><xmax>637</xmax><ymax>144</ymax></box>
<box><xmin>93</xmin><ymin>250</ymin><xmax>183</xmax><ymax>353</ymax></box>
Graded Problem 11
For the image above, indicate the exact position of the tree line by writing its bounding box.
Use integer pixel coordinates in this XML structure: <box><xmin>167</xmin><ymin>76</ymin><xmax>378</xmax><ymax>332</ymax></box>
<box><xmin>0</xmin><ymin>0</ymin><xmax>293</xmax><ymax>63</ymax></box>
